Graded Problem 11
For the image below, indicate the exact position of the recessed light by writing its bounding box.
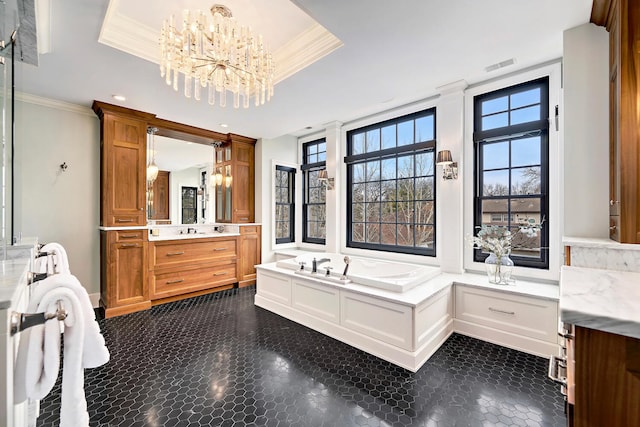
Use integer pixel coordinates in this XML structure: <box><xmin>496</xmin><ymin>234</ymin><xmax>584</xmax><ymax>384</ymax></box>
<box><xmin>220</xmin><ymin>123</ymin><xmax>228</xmax><ymax>128</ymax></box>
<box><xmin>112</xmin><ymin>94</ymin><xmax>126</xmax><ymax>102</ymax></box>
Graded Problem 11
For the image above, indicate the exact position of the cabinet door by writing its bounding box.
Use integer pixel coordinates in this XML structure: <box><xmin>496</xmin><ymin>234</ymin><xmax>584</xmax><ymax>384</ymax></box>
<box><xmin>103</xmin><ymin>114</ymin><xmax>147</xmax><ymax>226</ymax></box>
<box><xmin>232</xmin><ymin>142</ymin><xmax>255</xmax><ymax>223</ymax></box>
<box><xmin>239</xmin><ymin>226</ymin><xmax>261</xmax><ymax>287</ymax></box>
<box><xmin>150</xmin><ymin>171</ymin><xmax>170</xmax><ymax>221</ymax></box>
<box><xmin>104</xmin><ymin>238</ymin><xmax>149</xmax><ymax>317</ymax></box>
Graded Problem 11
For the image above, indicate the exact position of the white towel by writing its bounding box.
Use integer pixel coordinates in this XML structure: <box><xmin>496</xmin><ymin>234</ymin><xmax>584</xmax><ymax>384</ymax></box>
<box><xmin>14</xmin><ymin>274</ymin><xmax>110</xmax><ymax>427</ymax></box>
<box><xmin>35</xmin><ymin>243</ymin><xmax>71</xmax><ymax>275</ymax></box>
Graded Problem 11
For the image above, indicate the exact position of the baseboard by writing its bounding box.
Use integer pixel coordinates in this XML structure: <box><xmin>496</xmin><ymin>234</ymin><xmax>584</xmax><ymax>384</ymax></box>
<box><xmin>89</xmin><ymin>292</ymin><xmax>100</xmax><ymax>308</ymax></box>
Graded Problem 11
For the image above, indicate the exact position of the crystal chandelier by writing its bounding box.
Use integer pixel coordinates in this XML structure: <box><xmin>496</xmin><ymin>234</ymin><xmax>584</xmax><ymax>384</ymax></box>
<box><xmin>160</xmin><ymin>4</ymin><xmax>275</xmax><ymax>108</ymax></box>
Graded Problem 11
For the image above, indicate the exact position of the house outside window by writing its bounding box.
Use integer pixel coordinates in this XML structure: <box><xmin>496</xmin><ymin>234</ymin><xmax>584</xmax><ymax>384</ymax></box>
<box><xmin>346</xmin><ymin>108</ymin><xmax>436</xmax><ymax>256</ymax></box>
<box><xmin>302</xmin><ymin>139</ymin><xmax>326</xmax><ymax>244</ymax></box>
<box><xmin>275</xmin><ymin>165</ymin><xmax>296</xmax><ymax>244</ymax></box>
<box><xmin>473</xmin><ymin>77</ymin><xmax>549</xmax><ymax>269</ymax></box>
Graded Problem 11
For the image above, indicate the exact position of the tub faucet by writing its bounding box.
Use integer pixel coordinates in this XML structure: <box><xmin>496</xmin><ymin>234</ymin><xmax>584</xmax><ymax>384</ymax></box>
<box><xmin>312</xmin><ymin>257</ymin><xmax>331</xmax><ymax>273</ymax></box>
<box><xmin>341</xmin><ymin>256</ymin><xmax>351</xmax><ymax>280</ymax></box>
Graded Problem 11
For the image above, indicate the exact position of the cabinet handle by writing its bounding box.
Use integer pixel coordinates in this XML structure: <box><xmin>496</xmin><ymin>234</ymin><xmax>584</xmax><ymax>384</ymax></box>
<box><xmin>166</xmin><ymin>279</ymin><xmax>184</xmax><ymax>284</ymax></box>
<box><xmin>116</xmin><ymin>219</ymin><xmax>134</xmax><ymax>223</ymax></box>
<box><xmin>610</xmin><ymin>225</ymin><xmax>617</xmax><ymax>231</ymax></box>
<box><xmin>166</xmin><ymin>251</ymin><xmax>185</xmax><ymax>256</ymax></box>
<box><xmin>213</xmin><ymin>248</ymin><xmax>226</xmax><ymax>251</ymax></box>
<box><xmin>558</xmin><ymin>331</ymin><xmax>574</xmax><ymax>340</ymax></box>
<box><xmin>120</xmin><ymin>243</ymin><xmax>139</xmax><ymax>248</ymax></box>
<box><xmin>548</xmin><ymin>355</ymin><xmax>567</xmax><ymax>386</ymax></box>
<box><xmin>119</xmin><ymin>234</ymin><xmax>138</xmax><ymax>238</ymax></box>
<box><xmin>239</xmin><ymin>217</ymin><xmax>249</xmax><ymax>221</ymax></box>
<box><xmin>214</xmin><ymin>272</ymin><xmax>228</xmax><ymax>276</ymax></box>
<box><xmin>609</xmin><ymin>200</ymin><xmax>619</xmax><ymax>206</ymax></box>
<box><xmin>488</xmin><ymin>307</ymin><xmax>515</xmax><ymax>315</ymax></box>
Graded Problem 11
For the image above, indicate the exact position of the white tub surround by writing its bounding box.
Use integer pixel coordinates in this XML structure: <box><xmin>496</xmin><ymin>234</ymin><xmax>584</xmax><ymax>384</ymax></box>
<box><xmin>256</xmin><ymin>261</ymin><xmax>559</xmax><ymax>372</ymax></box>
<box><xmin>560</xmin><ymin>266</ymin><xmax>640</xmax><ymax>339</ymax></box>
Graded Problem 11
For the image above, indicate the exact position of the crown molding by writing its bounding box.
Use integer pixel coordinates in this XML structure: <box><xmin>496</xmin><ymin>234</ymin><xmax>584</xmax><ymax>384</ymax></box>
<box><xmin>13</xmin><ymin>92</ymin><xmax>95</xmax><ymax>117</ymax></box>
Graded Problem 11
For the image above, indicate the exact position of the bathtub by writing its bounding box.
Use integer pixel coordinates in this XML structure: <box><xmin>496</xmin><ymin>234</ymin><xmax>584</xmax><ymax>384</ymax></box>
<box><xmin>275</xmin><ymin>252</ymin><xmax>441</xmax><ymax>293</ymax></box>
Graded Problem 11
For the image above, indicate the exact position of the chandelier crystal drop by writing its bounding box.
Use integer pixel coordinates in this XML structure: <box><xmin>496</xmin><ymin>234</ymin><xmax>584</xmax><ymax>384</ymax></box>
<box><xmin>160</xmin><ymin>4</ymin><xmax>275</xmax><ymax>108</ymax></box>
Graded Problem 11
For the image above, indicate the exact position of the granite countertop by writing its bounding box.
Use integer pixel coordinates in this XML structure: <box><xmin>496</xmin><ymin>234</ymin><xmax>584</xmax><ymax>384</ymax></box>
<box><xmin>560</xmin><ymin>265</ymin><xmax>640</xmax><ymax>339</ymax></box>
<box><xmin>0</xmin><ymin>258</ymin><xmax>31</xmax><ymax>309</ymax></box>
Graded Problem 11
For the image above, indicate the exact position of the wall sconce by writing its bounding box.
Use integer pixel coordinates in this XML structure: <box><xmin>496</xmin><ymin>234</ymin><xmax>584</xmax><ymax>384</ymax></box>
<box><xmin>436</xmin><ymin>150</ymin><xmax>458</xmax><ymax>180</ymax></box>
<box><xmin>318</xmin><ymin>169</ymin><xmax>334</xmax><ymax>190</ymax></box>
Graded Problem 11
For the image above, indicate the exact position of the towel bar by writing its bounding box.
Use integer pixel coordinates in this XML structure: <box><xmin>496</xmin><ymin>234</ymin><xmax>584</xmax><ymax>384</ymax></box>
<box><xmin>10</xmin><ymin>301</ymin><xmax>67</xmax><ymax>336</ymax></box>
<box><xmin>27</xmin><ymin>271</ymin><xmax>50</xmax><ymax>284</ymax></box>
<box><xmin>35</xmin><ymin>251</ymin><xmax>52</xmax><ymax>259</ymax></box>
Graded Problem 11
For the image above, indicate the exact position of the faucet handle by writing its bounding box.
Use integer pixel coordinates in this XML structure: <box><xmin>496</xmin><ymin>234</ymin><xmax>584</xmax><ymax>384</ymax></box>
<box><xmin>324</xmin><ymin>266</ymin><xmax>333</xmax><ymax>277</ymax></box>
<box><xmin>299</xmin><ymin>261</ymin><xmax>306</xmax><ymax>271</ymax></box>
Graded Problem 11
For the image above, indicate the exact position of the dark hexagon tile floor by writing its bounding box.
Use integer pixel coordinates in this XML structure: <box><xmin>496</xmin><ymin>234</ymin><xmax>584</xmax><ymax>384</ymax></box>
<box><xmin>36</xmin><ymin>286</ymin><xmax>566</xmax><ymax>426</ymax></box>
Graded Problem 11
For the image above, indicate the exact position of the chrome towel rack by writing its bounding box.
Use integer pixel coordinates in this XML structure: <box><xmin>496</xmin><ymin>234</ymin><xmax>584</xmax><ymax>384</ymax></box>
<box><xmin>10</xmin><ymin>301</ymin><xmax>67</xmax><ymax>336</ymax></box>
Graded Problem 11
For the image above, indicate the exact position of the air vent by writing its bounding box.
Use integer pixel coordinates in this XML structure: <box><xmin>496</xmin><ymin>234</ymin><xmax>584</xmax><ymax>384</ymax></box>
<box><xmin>485</xmin><ymin>58</ymin><xmax>516</xmax><ymax>72</ymax></box>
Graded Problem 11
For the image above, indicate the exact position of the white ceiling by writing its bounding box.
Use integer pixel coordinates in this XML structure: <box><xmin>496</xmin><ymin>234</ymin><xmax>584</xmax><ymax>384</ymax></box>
<box><xmin>14</xmin><ymin>0</ymin><xmax>593</xmax><ymax>140</ymax></box>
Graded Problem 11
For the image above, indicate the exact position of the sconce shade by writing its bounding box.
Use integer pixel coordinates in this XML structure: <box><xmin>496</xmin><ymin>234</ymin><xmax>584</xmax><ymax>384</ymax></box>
<box><xmin>147</xmin><ymin>163</ymin><xmax>159</xmax><ymax>182</ymax></box>
<box><xmin>318</xmin><ymin>169</ymin><xmax>329</xmax><ymax>181</ymax></box>
<box><xmin>436</xmin><ymin>150</ymin><xmax>453</xmax><ymax>165</ymax></box>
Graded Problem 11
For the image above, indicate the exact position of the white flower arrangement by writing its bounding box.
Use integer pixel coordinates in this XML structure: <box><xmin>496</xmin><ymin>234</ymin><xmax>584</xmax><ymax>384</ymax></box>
<box><xmin>467</xmin><ymin>219</ymin><xmax>544</xmax><ymax>259</ymax></box>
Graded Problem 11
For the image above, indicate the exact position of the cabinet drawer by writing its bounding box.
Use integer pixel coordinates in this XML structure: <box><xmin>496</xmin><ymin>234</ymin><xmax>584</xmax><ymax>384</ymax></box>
<box><xmin>455</xmin><ymin>285</ymin><xmax>558</xmax><ymax>343</ymax></box>
<box><xmin>151</xmin><ymin>238</ymin><xmax>237</xmax><ymax>269</ymax></box>
<box><xmin>111</xmin><ymin>215</ymin><xmax>144</xmax><ymax>226</ymax></box>
<box><xmin>240</xmin><ymin>226</ymin><xmax>259</xmax><ymax>235</ymax></box>
<box><xmin>150</xmin><ymin>262</ymin><xmax>237</xmax><ymax>299</ymax></box>
<box><xmin>115</xmin><ymin>230</ymin><xmax>145</xmax><ymax>242</ymax></box>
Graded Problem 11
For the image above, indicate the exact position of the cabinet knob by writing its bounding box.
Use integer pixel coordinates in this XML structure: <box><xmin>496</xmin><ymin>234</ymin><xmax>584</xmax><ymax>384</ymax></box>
<box><xmin>609</xmin><ymin>200</ymin><xmax>619</xmax><ymax>206</ymax></box>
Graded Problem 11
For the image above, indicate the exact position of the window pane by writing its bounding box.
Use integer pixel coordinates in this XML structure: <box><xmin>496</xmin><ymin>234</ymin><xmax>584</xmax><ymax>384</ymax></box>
<box><xmin>365</xmin><ymin>202</ymin><xmax>380</xmax><ymax>222</ymax></box>
<box><xmin>415</xmin><ymin>152</ymin><xmax>434</xmax><ymax>176</ymax></box>
<box><xmin>352</xmin><ymin>223</ymin><xmax>364</xmax><ymax>243</ymax></box>
<box><xmin>398</xmin><ymin>156</ymin><xmax>414</xmax><ymax>178</ymax></box>
<box><xmin>481</xmin><ymin>199</ymin><xmax>508</xmax><ymax>227</ymax></box>
<box><xmin>317</xmin><ymin>152</ymin><xmax>326</xmax><ymax>162</ymax></box>
<box><xmin>381</xmin><ymin>125</ymin><xmax>396</xmax><ymax>149</ymax></box>
<box><xmin>366</xmin><ymin>129</ymin><xmax>380</xmax><ymax>153</ymax></box>
<box><xmin>415</xmin><ymin>177</ymin><xmax>434</xmax><ymax>200</ymax></box>
<box><xmin>352</xmin><ymin>203</ymin><xmax>365</xmax><ymax>222</ymax></box>
<box><xmin>415</xmin><ymin>201</ymin><xmax>434</xmax><ymax>224</ymax></box>
<box><xmin>510</xmin><ymin>198</ymin><xmax>542</xmax><ymax>258</ymax></box>
<box><xmin>510</xmin><ymin>105</ymin><xmax>540</xmax><ymax>125</ymax></box>
<box><xmin>396</xmin><ymin>202</ymin><xmax>413</xmax><ymax>222</ymax></box>
<box><xmin>308</xmin><ymin>205</ymin><xmax>325</xmax><ymax>222</ymax></box>
<box><xmin>276</xmin><ymin>222</ymin><xmax>289</xmax><ymax>239</ymax></box>
<box><xmin>366</xmin><ymin>160</ymin><xmax>380</xmax><ymax>181</ymax></box>
<box><xmin>381</xmin><ymin>224</ymin><xmax>396</xmax><ymax>245</ymax></box>
<box><xmin>397</xmin><ymin>120</ymin><xmax>414</xmax><ymax>146</ymax></box>
<box><xmin>352</xmin><ymin>183</ymin><xmax>365</xmax><ymax>203</ymax></box>
<box><xmin>366</xmin><ymin>224</ymin><xmax>380</xmax><ymax>244</ymax></box>
<box><xmin>482</xmin><ymin>112</ymin><xmax>509</xmax><ymax>130</ymax></box>
<box><xmin>415</xmin><ymin>115</ymin><xmax>434</xmax><ymax>141</ymax></box>
<box><xmin>511</xmin><ymin>137</ymin><xmax>541</xmax><ymax>167</ymax></box>
<box><xmin>416</xmin><ymin>225</ymin><xmax>434</xmax><ymax>248</ymax></box>
<box><xmin>511</xmin><ymin>88</ymin><xmax>540</xmax><ymax>109</ymax></box>
<box><xmin>482</xmin><ymin>96</ymin><xmax>508</xmax><ymax>115</ymax></box>
<box><xmin>482</xmin><ymin>170</ymin><xmax>509</xmax><ymax>196</ymax></box>
<box><xmin>352</xmin><ymin>133</ymin><xmax>365</xmax><ymax>155</ymax></box>
<box><xmin>318</xmin><ymin>142</ymin><xmax>326</xmax><ymax>153</ymax></box>
<box><xmin>483</xmin><ymin>141</ymin><xmax>509</xmax><ymax>170</ymax></box>
<box><xmin>309</xmin><ymin>188</ymin><xmax>323</xmax><ymax>203</ymax></box>
<box><xmin>511</xmin><ymin>166</ymin><xmax>541</xmax><ymax>195</ymax></box>
<box><xmin>308</xmin><ymin>153</ymin><xmax>317</xmax><ymax>163</ymax></box>
<box><xmin>365</xmin><ymin>182</ymin><xmax>380</xmax><ymax>202</ymax></box>
<box><xmin>381</xmin><ymin>158</ymin><xmax>395</xmax><ymax>180</ymax></box>
<box><xmin>352</xmin><ymin>163</ymin><xmax>365</xmax><ymax>183</ymax></box>
<box><xmin>308</xmin><ymin>170</ymin><xmax>320</xmax><ymax>187</ymax></box>
<box><xmin>397</xmin><ymin>178</ymin><xmax>415</xmax><ymax>201</ymax></box>
<box><xmin>381</xmin><ymin>181</ymin><xmax>395</xmax><ymax>201</ymax></box>
<box><xmin>381</xmin><ymin>202</ymin><xmax>396</xmax><ymax>222</ymax></box>
<box><xmin>397</xmin><ymin>224</ymin><xmax>414</xmax><ymax>246</ymax></box>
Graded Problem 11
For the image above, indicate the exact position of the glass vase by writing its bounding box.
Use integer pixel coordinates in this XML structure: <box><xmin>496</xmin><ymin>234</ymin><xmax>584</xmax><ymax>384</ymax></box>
<box><xmin>484</xmin><ymin>253</ymin><xmax>514</xmax><ymax>285</ymax></box>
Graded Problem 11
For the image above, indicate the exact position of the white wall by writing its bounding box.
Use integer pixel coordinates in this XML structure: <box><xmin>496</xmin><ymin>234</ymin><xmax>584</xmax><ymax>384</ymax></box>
<box><xmin>255</xmin><ymin>135</ymin><xmax>298</xmax><ymax>263</ymax></box>
<box><xmin>563</xmin><ymin>23</ymin><xmax>609</xmax><ymax>238</ymax></box>
<box><xmin>14</xmin><ymin>96</ymin><xmax>100</xmax><ymax>294</ymax></box>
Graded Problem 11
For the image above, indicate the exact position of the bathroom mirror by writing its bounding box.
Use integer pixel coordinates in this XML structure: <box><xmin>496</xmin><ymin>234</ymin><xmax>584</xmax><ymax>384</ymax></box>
<box><xmin>147</xmin><ymin>134</ymin><xmax>216</xmax><ymax>225</ymax></box>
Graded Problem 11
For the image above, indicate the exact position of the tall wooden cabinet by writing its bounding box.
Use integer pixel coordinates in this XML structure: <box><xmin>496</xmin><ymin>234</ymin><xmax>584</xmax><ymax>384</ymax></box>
<box><xmin>239</xmin><ymin>225</ymin><xmax>261</xmax><ymax>287</ymax></box>
<box><xmin>215</xmin><ymin>135</ymin><xmax>256</xmax><ymax>224</ymax></box>
<box><xmin>592</xmin><ymin>0</ymin><xmax>640</xmax><ymax>243</ymax></box>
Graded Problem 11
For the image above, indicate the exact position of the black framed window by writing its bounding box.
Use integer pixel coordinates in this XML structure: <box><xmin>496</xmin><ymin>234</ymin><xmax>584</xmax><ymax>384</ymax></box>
<box><xmin>302</xmin><ymin>139</ymin><xmax>326</xmax><ymax>244</ymax></box>
<box><xmin>473</xmin><ymin>77</ymin><xmax>549</xmax><ymax>269</ymax></box>
<box><xmin>275</xmin><ymin>165</ymin><xmax>296</xmax><ymax>244</ymax></box>
<box><xmin>346</xmin><ymin>109</ymin><xmax>436</xmax><ymax>256</ymax></box>
<box><xmin>181</xmin><ymin>186</ymin><xmax>197</xmax><ymax>224</ymax></box>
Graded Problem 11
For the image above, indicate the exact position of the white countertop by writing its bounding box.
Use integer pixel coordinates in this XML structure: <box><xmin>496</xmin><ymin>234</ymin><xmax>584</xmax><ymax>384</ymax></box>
<box><xmin>563</xmin><ymin>236</ymin><xmax>640</xmax><ymax>251</ymax></box>
<box><xmin>149</xmin><ymin>232</ymin><xmax>240</xmax><ymax>241</ymax></box>
<box><xmin>0</xmin><ymin>258</ymin><xmax>31</xmax><ymax>309</ymax></box>
<box><xmin>257</xmin><ymin>263</ymin><xmax>559</xmax><ymax>308</ymax></box>
<box><xmin>560</xmin><ymin>265</ymin><xmax>640</xmax><ymax>339</ymax></box>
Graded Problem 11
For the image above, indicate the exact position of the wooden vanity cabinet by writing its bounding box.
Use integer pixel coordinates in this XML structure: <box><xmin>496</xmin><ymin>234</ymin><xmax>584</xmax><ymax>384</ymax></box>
<box><xmin>100</xmin><ymin>230</ymin><xmax>150</xmax><ymax>318</ymax></box>
<box><xmin>239</xmin><ymin>225</ymin><xmax>261</xmax><ymax>287</ymax></box>
<box><xmin>215</xmin><ymin>135</ymin><xmax>256</xmax><ymax>224</ymax></box>
<box><xmin>93</xmin><ymin>101</ymin><xmax>153</xmax><ymax>227</ymax></box>
<box><xmin>148</xmin><ymin>237</ymin><xmax>238</xmax><ymax>301</ymax></box>
<box><xmin>592</xmin><ymin>0</ymin><xmax>640</xmax><ymax>243</ymax></box>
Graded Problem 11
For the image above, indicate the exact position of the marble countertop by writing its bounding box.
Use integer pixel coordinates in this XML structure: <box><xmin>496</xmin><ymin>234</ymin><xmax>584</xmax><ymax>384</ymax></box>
<box><xmin>0</xmin><ymin>258</ymin><xmax>31</xmax><ymax>309</ymax></box>
<box><xmin>149</xmin><ymin>232</ymin><xmax>240</xmax><ymax>241</ymax></box>
<box><xmin>563</xmin><ymin>236</ymin><xmax>640</xmax><ymax>251</ymax></box>
<box><xmin>257</xmin><ymin>263</ymin><xmax>559</xmax><ymax>308</ymax></box>
<box><xmin>560</xmin><ymin>265</ymin><xmax>640</xmax><ymax>339</ymax></box>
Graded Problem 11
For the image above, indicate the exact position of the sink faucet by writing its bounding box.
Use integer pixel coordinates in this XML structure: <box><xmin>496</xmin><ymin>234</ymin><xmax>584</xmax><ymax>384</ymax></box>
<box><xmin>312</xmin><ymin>257</ymin><xmax>331</xmax><ymax>273</ymax></box>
